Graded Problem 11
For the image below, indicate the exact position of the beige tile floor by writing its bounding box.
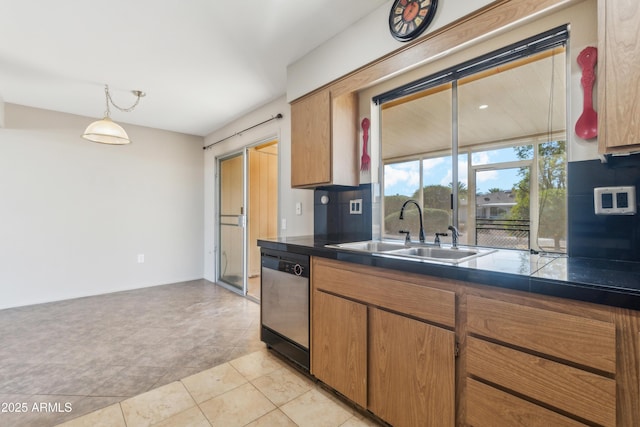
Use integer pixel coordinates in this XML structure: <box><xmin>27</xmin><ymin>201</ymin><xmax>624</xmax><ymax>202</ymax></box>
<box><xmin>53</xmin><ymin>349</ymin><xmax>380</xmax><ymax>427</ymax></box>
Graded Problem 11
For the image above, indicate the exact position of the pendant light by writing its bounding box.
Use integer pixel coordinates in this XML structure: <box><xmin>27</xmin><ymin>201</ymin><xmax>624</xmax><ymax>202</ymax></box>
<box><xmin>82</xmin><ymin>85</ymin><xmax>145</xmax><ymax>145</ymax></box>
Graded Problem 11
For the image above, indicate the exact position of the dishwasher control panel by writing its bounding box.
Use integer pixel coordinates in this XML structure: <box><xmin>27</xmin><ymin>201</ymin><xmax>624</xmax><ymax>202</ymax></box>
<box><xmin>281</xmin><ymin>260</ymin><xmax>305</xmax><ymax>276</ymax></box>
<box><xmin>261</xmin><ymin>249</ymin><xmax>310</xmax><ymax>278</ymax></box>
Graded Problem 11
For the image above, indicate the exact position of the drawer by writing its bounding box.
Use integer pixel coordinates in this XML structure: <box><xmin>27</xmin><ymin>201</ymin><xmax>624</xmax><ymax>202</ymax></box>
<box><xmin>312</xmin><ymin>258</ymin><xmax>455</xmax><ymax>327</ymax></box>
<box><xmin>466</xmin><ymin>378</ymin><xmax>587</xmax><ymax>427</ymax></box>
<box><xmin>467</xmin><ymin>337</ymin><xmax>615</xmax><ymax>427</ymax></box>
<box><xmin>467</xmin><ymin>295</ymin><xmax>616</xmax><ymax>373</ymax></box>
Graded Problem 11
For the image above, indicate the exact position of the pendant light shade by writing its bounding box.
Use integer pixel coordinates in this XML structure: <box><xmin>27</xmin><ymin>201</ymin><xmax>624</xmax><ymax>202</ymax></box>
<box><xmin>82</xmin><ymin>117</ymin><xmax>131</xmax><ymax>145</ymax></box>
<box><xmin>82</xmin><ymin>85</ymin><xmax>145</xmax><ymax>145</ymax></box>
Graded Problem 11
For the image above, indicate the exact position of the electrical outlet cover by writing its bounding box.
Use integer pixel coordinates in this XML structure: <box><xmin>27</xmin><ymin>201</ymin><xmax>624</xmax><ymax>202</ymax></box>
<box><xmin>594</xmin><ymin>186</ymin><xmax>636</xmax><ymax>215</ymax></box>
<box><xmin>349</xmin><ymin>199</ymin><xmax>363</xmax><ymax>214</ymax></box>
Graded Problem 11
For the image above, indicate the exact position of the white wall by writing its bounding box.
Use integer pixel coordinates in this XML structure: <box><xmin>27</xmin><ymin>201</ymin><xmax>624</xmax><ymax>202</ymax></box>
<box><xmin>286</xmin><ymin>0</ymin><xmax>496</xmax><ymax>101</ymax></box>
<box><xmin>203</xmin><ymin>96</ymin><xmax>314</xmax><ymax>282</ymax></box>
<box><xmin>0</xmin><ymin>95</ymin><xmax>4</xmax><ymax>128</ymax></box>
<box><xmin>0</xmin><ymin>104</ymin><xmax>204</xmax><ymax>309</ymax></box>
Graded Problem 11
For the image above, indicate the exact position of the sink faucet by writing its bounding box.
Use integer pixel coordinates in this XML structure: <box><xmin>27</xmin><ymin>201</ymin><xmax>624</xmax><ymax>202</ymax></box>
<box><xmin>448</xmin><ymin>225</ymin><xmax>460</xmax><ymax>249</ymax></box>
<box><xmin>399</xmin><ymin>199</ymin><xmax>425</xmax><ymax>243</ymax></box>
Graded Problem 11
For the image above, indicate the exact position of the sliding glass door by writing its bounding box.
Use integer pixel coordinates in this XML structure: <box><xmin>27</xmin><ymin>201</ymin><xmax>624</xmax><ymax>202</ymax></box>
<box><xmin>217</xmin><ymin>140</ymin><xmax>279</xmax><ymax>298</ymax></box>
<box><xmin>218</xmin><ymin>153</ymin><xmax>246</xmax><ymax>293</ymax></box>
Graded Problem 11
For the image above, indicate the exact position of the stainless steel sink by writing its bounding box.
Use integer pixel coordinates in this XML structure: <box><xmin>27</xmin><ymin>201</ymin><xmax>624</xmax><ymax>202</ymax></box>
<box><xmin>387</xmin><ymin>246</ymin><xmax>496</xmax><ymax>263</ymax></box>
<box><xmin>391</xmin><ymin>247</ymin><xmax>477</xmax><ymax>259</ymax></box>
<box><xmin>326</xmin><ymin>240</ymin><xmax>496</xmax><ymax>264</ymax></box>
<box><xmin>326</xmin><ymin>240</ymin><xmax>406</xmax><ymax>252</ymax></box>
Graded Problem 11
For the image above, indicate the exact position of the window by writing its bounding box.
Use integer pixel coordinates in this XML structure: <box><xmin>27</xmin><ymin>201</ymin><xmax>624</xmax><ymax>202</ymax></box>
<box><xmin>378</xmin><ymin>26</ymin><xmax>567</xmax><ymax>253</ymax></box>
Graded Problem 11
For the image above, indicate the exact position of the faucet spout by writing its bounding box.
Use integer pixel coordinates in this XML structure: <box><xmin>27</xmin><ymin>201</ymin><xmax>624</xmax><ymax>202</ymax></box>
<box><xmin>399</xmin><ymin>199</ymin><xmax>425</xmax><ymax>243</ymax></box>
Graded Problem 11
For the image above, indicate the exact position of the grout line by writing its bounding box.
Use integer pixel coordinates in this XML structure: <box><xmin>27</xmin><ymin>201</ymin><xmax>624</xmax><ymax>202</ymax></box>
<box><xmin>185</xmin><ymin>392</ymin><xmax>214</xmax><ymax>427</ymax></box>
<box><xmin>117</xmin><ymin>402</ymin><xmax>127</xmax><ymax>427</ymax></box>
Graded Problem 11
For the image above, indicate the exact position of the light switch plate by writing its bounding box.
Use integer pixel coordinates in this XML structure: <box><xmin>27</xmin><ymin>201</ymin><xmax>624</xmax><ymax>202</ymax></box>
<box><xmin>349</xmin><ymin>199</ymin><xmax>363</xmax><ymax>215</ymax></box>
<box><xmin>594</xmin><ymin>186</ymin><xmax>636</xmax><ymax>215</ymax></box>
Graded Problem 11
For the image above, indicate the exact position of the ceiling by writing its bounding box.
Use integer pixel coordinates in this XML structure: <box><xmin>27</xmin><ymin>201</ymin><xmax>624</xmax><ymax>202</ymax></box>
<box><xmin>0</xmin><ymin>0</ymin><xmax>387</xmax><ymax>137</ymax></box>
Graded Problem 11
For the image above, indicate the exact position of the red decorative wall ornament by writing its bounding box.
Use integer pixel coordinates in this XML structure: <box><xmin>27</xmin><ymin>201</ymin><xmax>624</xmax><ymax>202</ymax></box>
<box><xmin>361</xmin><ymin>118</ymin><xmax>370</xmax><ymax>171</ymax></box>
<box><xmin>575</xmin><ymin>46</ymin><xmax>598</xmax><ymax>140</ymax></box>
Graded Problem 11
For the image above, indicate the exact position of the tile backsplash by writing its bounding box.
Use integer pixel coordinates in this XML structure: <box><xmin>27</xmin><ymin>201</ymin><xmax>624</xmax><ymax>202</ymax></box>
<box><xmin>568</xmin><ymin>154</ymin><xmax>640</xmax><ymax>261</ymax></box>
<box><xmin>314</xmin><ymin>184</ymin><xmax>372</xmax><ymax>243</ymax></box>
<box><xmin>314</xmin><ymin>156</ymin><xmax>640</xmax><ymax>262</ymax></box>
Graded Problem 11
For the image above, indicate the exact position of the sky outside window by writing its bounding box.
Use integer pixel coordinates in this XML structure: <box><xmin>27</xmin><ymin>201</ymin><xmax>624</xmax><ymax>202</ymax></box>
<box><xmin>385</xmin><ymin>147</ymin><xmax>530</xmax><ymax>196</ymax></box>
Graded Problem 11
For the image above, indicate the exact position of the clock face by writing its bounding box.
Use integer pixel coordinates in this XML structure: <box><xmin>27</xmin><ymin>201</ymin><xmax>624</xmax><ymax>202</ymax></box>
<box><xmin>389</xmin><ymin>0</ymin><xmax>438</xmax><ymax>42</ymax></box>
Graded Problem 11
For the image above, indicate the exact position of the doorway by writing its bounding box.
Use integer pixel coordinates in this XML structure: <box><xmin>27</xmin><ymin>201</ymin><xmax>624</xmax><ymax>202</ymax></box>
<box><xmin>217</xmin><ymin>140</ymin><xmax>278</xmax><ymax>300</ymax></box>
<box><xmin>247</xmin><ymin>141</ymin><xmax>278</xmax><ymax>300</ymax></box>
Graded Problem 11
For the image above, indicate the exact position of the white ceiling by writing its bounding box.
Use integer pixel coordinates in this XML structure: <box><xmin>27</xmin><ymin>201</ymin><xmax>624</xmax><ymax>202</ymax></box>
<box><xmin>0</xmin><ymin>0</ymin><xmax>387</xmax><ymax>136</ymax></box>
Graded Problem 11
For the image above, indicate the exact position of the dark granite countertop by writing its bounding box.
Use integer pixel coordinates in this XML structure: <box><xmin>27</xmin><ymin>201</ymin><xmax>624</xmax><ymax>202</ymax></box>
<box><xmin>258</xmin><ymin>236</ymin><xmax>640</xmax><ymax>311</ymax></box>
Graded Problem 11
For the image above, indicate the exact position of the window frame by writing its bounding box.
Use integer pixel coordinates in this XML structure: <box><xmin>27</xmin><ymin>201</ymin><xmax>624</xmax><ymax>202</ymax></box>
<box><xmin>377</xmin><ymin>26</ymin><xmax>569</xmax><ymax>252</ymax></box>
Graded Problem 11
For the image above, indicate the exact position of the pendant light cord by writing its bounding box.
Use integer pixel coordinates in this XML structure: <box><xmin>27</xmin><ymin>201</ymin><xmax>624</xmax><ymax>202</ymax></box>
<box><xmin>104</xmin><ymin>84</ymin><xmax>145</xmax><ymax>117</ymax></box>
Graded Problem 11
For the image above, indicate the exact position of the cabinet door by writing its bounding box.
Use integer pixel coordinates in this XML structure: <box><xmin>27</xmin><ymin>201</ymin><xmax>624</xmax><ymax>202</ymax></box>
<box><xmin>311</xmin><ymin>290</ymin><xmax>367</xmax><ymax>407</ymax></box>
<box><xmin>369</xmin><ymin>307</ymin><xmax>455</xmax><ymax>427</ymax></box>
<box><xmin>291</xmin><ymin>90</ymin><xmax>331</xmax><ymax>187</ymax></box>
<box><xmin>598</xmin><ymin>0</ymin><xmax>640</xmax><ymax>152</ymax></box>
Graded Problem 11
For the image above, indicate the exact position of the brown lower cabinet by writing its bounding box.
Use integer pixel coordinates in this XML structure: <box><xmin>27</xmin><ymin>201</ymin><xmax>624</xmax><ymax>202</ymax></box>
<box><xmin>466</xmin><ymin>295</ymin><xmax>616</xmax><ymax>427</ymax></box>
<box><xmin>310</xmin><ymin>257</ymin><xmax>640</xmax><ymax>426</ymax></box>
<box><xmin>311</xmin><ymin>257</ymin><xmax>456</xmax><ymax>427</ymax></box>
<box><xmin>368</xmin><ymin>307</ymin><xmax>455</xmax><ymax>426</ymax></box>
<box><xmin>466</xmin><ymin>378</ymin><xmax>587</xmax><ymax>427</ymax></box>
<box><xmin>312</xmin><ymin>290</ymin><xmax>367</xmax><ymax>407</ymax></box>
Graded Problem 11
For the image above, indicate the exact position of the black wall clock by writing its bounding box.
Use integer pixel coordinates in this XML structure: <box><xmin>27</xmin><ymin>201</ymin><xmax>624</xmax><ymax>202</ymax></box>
<box><xmin>389</xmin><ymin>0</ymin><xmax>438</xmax><ymax>42</ymax></box>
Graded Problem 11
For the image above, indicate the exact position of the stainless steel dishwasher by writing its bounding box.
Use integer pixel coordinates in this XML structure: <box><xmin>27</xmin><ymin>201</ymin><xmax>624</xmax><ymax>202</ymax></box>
<box><xmin>260</xmin><ymin>248</ymin><xmax>310</xmax><ymax>370</ymax></box>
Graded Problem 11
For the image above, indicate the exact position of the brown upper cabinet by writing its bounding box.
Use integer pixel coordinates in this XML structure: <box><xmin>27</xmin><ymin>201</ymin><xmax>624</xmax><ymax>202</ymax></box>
<box><xmin>598</xmin><ymin>0</ymin><xmax>640</xmax><ymax>153</ymax></box>
<box><xmin>290</xmin><ymin>89</ymin><xmax>358</xmax><ymax>188</ymax></box>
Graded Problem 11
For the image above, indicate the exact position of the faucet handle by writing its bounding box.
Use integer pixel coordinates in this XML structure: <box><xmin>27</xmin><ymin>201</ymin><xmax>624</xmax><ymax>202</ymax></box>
<box><xmin>434</xmin><ymin>232</ymin><xmax>448</xmax><ymax>245</ymax></box>
<box><xmin>399</xmin><ymin>230</ymin><xmax>411</xmax><ymax>243</ymax></box>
